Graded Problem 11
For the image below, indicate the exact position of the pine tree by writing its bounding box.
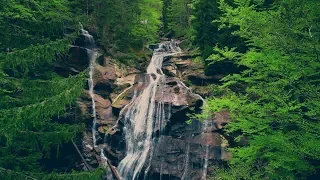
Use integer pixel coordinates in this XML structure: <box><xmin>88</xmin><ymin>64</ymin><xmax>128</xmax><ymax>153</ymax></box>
<box><xmin>92</xmin><ymin>0</ymin><xmax>162</xmax><ymax>51</ymax></box>
<box><xmin>0</xmin><ymin>0</ymin><xmax>97</xmax><ymax>177</ymax></box>
<box><xmin>205</xmin><ymin>0</ymin><xmax>320</xmax><ymax>179</ymax></box>
<box><xmin>161</xmin><ymin>0</ymin><xmax>192</xmax><ymax>38</ymax></box>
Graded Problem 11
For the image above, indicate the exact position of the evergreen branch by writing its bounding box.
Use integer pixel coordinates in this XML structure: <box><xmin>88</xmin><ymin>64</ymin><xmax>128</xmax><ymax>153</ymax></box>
<box><xmin>0</xmin><ymin>167</ymin><xmax>37</xmax><ymax>180</ymax></box>
<box><xmin>0</xmin><ymin>76</ymin><xmax>85</xmax><ymax>135</ymax></box>
<box><xmin>0</xmin><ymin>34</ymin><xmax>77</xmax><ymax>76</ymax></box>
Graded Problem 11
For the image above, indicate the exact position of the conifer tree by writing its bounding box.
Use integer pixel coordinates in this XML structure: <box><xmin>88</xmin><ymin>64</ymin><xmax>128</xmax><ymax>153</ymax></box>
<box><xmin>0</xmin><ymin>0</ymin><xmax>101</xmax><ymax>178</ymax></box>
<box><xmin>205</xmin><ymin>0</ymin><xmax>320</xmax><ymax>179</ymax></box>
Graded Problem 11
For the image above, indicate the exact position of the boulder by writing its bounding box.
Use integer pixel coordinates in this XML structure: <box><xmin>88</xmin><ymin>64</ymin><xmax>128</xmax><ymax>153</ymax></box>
<box><xmin>214</xmin><ymin>110</ymin><xmax>231</xmax><ymax>130</ymax></box>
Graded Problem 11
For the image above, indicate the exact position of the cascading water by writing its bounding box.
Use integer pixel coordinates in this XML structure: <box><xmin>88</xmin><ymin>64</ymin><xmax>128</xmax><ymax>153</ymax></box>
<box><xmin>116</xmin><ymin>41</ymin><xmax>181</xmax><ymax>180</ymax></box>
<box><xmin>79</xmin><ymin>24</ymin><xmax>98</xmax><ymax>147</ymax></box>
<box><xmin>181</xmin><ymin>80</ymin><xmax>211</xmax><ymax>180</ymax></box>
<box><xmin>201</xmin><ymin>106</ymin><xmax>210</xmax><ymax>180</ymax></box>
<box><xmin>181</xmin><ymin>143</ymin><xmax>190</xmax><ymax>180</ymax></box>
<box><xmin>76</xmin><ymin>23</ymin><xmax>216</xmax><ymax>179</ymax></box>
<box><xmin>88</xmin><ymin>51</ymin><xmax>98</xmax><ymax>147</ymax></box>
<box><xmin>180</xmin><ymin>78</ymin><xmax>211</xmax><ymax>180</ymax></box>
<box><xmin>202</xmin><ymin>145</ymin><xmax>209</xmax><ymax>180</ymax></box>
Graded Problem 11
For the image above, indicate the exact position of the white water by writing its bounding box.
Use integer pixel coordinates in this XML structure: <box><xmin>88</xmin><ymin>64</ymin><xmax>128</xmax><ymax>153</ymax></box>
<box><xmin>88</xmin><ymin>50</ymin><xmax>98</xmax><ymax>147</ymax></box>
<box><xmin>143</xmin><ymin>138</ymin><xmax>155</xmax><ymax>180</ymax></box>
<box><xmin>202</xmin><ymin>144</ymin><xmax>209</xmax><ymax>180</ymax></box>
<box><xmin>112</xmin><ymin>85</ymin><xmax>133</xmax><ymax>105</ymax></box>
<box><xmin>117</xmin><ymin>41</ymin><xmax>181</xmax><ymax>180</ymax></box>
<box><xmin>79</xmin><ymin>23</ymin><xmax>95</xmax><ymax>47</ymax></box>
<box><xmin>160</xmin><ymin>162</ymin><xmax>163</xmax><ymax>180</ymax></box>
<box><xmin>180</xmin><ymin>77</ymin><xmax>211</xmax><ymax>180</ymax></box>
<box><xmin>181</xmin><ymin>80</ymin><xmax>211</xmax><ymax>180</ymax></box>
<box><xmin>79</xmin><ymin>25</ymin><xmax>98</xmax><ymax>147</ymax></box>
<box><xmin>100</xmin><ymin>149</ymin><xmax>108</xmax><ymax>167</ymax></box>
<box><xmin>201</xmin><ymin>112</ymin><xmax>211</xmax><ymax>180</ymax></box>
<box><xmin>101</xmin><ymin>149</ymin><xmax>118</xmax><ymax>180</ymax></box>
<box><xmin>181</xmin><ymin>143</ymin><xmax>190</xmax><ymax>180</ymax></box>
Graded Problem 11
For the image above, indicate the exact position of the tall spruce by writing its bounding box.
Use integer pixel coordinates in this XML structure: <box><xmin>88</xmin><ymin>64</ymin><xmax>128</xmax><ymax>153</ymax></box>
<box><xmin>92</xmin><ymin>0</ymin><xmax>162</xmax><ymax>51</ymax></box>
<box><xmin>205</xmin><ymin>0</ymin><xmax>320</xmax><ymax>179</ymax></box>
<box><xmin>0</xmin><ymin>0</ymin><xmax>103</xmax><ymax>178</ymax></box>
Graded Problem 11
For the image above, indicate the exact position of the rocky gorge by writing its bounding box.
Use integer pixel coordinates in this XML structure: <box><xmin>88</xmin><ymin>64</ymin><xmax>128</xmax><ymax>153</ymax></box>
<box><xmin>60</xmin><ymin>30</ymin><xmax>232</xmax><ymax>180</ymax></box>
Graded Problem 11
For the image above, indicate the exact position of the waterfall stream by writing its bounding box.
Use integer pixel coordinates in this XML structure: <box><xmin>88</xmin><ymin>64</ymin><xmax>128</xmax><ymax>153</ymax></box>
<box><xmin>181</xmin><ymin>79</ymin><xmax>211</xmax><ymax>180</ymax></box>
<box><xmin>79</xmin><ymin>25</ymin><xmax>98</xmax><ymax>147</ymax></box>
<box><xmin>201</xmin><ymin>107</ymin><xmax>210</xmax><ymax>180</ymax></box>
<box><xmin>181</xmin><ymin>143</ymin><xmax>190</xmax><ymax>180</ymax></box>
<box><xmin>116</xmin><ymin>41</ymin><xmax>181</xmax><ymax>179</ymax></box>
<box><xmin>88</xmin><ymin>50</ymin><xmax>98</xmax><ymax>147</ymax></box>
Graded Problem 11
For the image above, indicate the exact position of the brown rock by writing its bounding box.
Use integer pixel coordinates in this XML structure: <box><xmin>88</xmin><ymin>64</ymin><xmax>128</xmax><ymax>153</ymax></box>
<box><xmin>214</xmin><ymin>110</ymin><xmax>231</xmax><ymax>130</ymax></box>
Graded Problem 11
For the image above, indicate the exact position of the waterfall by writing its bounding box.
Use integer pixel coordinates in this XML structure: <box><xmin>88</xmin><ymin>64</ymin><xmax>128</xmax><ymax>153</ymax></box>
<box><xmin>181</xmin><ymin>143</ymin><xmax>190</xmax><ymax>180</ymax></box>
<box><xmin>202</xmin><ymin>144</ymin><xmax>209</xmax><ymax>180</ymax></box>
<box><xmin>201</xmin><ymin>110</ymin><xmax>211</xmax><ymax>180</ymax></box>
<box><xmin>181</xmin><ymin>77</ymin><xmax>211</xmax><ymax>180</ymax></box>
<box><xmin>117</xmin><ymin>41</ymin><xmax>181</xmax><ymax>180</ymax></box>
<box><xmin>79</xmin><ymin>25</ymin><xmax>98</xmax><ymax>147</ymax></box>
<box><xmin>160</xmin><ymin>161</ymin><xmax>163</xmax><ymax>180</ymax></box>
<box><xmin>88</xmin><ymin>50</ymin><xmax>98</xmax><ymax>147</ymax></box>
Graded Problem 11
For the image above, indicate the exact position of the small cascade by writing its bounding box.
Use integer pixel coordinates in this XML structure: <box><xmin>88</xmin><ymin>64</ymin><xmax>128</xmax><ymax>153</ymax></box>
<box><xmin>160</xmin><ymin>161</ymin><xmax>163</xmax><ymax>180</ymax></box>
<box><xmin>201</xmin><ymin>108</ymin><xmax>211</xmax><ymax>180</ymax></box>
<box><xmin>88</xmin><ymin>50</ymin><xmax>98</xmax><ymax>147</ymax></box>
<box><xmin>181</xmin><ymin>78</ymin><xmax>211</xmax><ymax>180</ymax></box>
<box><xmin>100</xmin><ymin>149</ymin><xmax>108</xmax><ymax>167</ymax></box>
<box><xmin>101</xmin><ymin>149</ymin><xmax>116</xmax><ymax>180</ymax></box>
<box><xmin>181</xmin><ymin>143</ymin><xmax>190</xmax><ymax>180</ymax></box>
<box><xmin>155</xmin><ymin>102</ymin><xmax>166</xmax><ymax>135</ymax></box>
<box><xmin>143</xmin><ymin>138</ymin><xmax>155</xmax><ymax>180</ymax></box>
<box><xmin>202</xmin><ymin>145</ymin><xmax>209</xmax><ymax>180</ymax></box>
<box><xmin>79</xmin><ymin>23</ymin><xmax>95</xmax><ymax>48</ymax></box>
<box><xmin>113</xmin><ymin>85</ymin><xmax>133</xmax><ymax>104</ymax></box>
<box><xmin>78</xmin><ymin>24</ymin><xmax>98</xmax><ymax>147</ymax></box>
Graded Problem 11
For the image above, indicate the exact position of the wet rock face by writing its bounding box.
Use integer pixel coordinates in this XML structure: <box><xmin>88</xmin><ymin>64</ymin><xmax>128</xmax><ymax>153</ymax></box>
<box><xmin>54</xmin><ymin>33</ymin><xmax>99</xmax><ymax>77</ymax></box>
<box><xmin>100</xmin><ymin>67</ymin><xmax>230</xmax><ymax>179</ymax></box>
<box><xmin>144</xmin><ymin>117</ymin><xmax>228</xmax><ymax>180</ymax></box>
<box><xmin>149</xmin><ymin>136</ymin><xmax>221</xmax><ymax>180</ymax></box>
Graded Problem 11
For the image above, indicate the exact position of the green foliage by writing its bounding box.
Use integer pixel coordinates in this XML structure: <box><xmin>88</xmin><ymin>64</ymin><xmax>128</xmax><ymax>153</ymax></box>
<box><xmin>92</xmin><ymin>0</ymin><xmax>162</xmax><ymax>52</ymax></box>
<box><xmin>132</xmin><ymin>0</ymin><xmax>162</xmax><ymax>44</ymax></box>
<box><xmin>162</xmin><ymin>0</ymin><xmax>193</xmax><ymax>38</ymax></box>
<box><xmin>0</xmin><ymin>0</ymin><xmax>89</xmax><ymax>177</ymax></box>
<box><xmin>204</xmin><ymin>0</ymin><xmax>320</xmax><ymax>179</ymax></box>
<box><xmin>206</xmin><ymin>46</ymin><xmax>241</xmax><ymax>66</ymax></box>
<box><xmin>1</xmin><ymin>37</ymin><xmax>75</xmax><ymax>77</ymax></box>
<box><xmin>0</xmin><ymin>0</ymin><xmax>76</xmax><ymax>51</ymax></box>
<box><xmin>0</xmin><ymin>168</ymin><xmax>105</xmax><ymax>180</ymax></box>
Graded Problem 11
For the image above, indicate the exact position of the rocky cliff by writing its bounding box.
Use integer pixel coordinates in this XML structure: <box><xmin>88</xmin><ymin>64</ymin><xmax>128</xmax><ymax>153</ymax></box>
<box><xmin>60</xmin><ymin>33</ymin><xmax>231</xmax><ymax>179</ymax></box>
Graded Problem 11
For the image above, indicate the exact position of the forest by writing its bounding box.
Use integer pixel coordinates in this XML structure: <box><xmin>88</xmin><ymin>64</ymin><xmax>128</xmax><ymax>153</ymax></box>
<box><xmin>0</xmin><ymin>0</ymin><xmax>319</xmax><ymax>179</ymax></box>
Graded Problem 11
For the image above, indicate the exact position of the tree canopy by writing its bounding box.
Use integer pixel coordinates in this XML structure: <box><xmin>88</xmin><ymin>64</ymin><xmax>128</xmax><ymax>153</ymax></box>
<box><xmin>0</xmin><ymin>0</ymin><xmax>96</xmax><ymax>178</ymax></box>
<box><xmin>202</xmin><ymin>0</ymin><xmax>320</xmax><ymax>179</ymax></box>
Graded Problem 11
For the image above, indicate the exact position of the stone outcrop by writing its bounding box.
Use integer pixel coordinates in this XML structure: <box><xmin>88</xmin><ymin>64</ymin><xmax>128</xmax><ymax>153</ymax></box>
<box><xmin>162</xmin><ymin>53</ymin><xmax>223</xmax><ymax>99</ymax></box>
